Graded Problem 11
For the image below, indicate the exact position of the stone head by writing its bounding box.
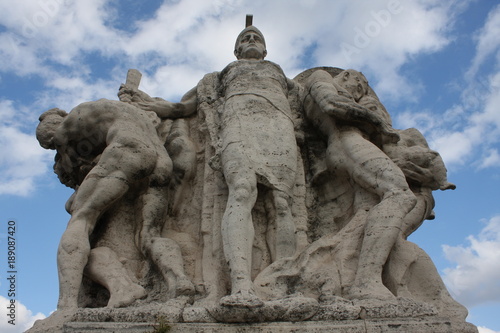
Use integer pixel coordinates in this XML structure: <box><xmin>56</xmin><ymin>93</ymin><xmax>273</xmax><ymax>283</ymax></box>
<box><xmin>358</xmin><ymin>95</ymin><xmax>381</xmax><ymax>111</ymax></box>
<box><xmin>335</xmin><ymin>69</ymin><xmax>369</xmax><ymax>102</ymax></box>
<box><xmin>36</xmin><ymin>108</ymin><xmax>67</xmax><ymax>150</ymax></box>
<box><xmin>234</xmin><ymin>25</ymin><xmax>267</xmax><ymax>60</ymax></box>
<box><xmin>359</xmin><ymin>94</ymin><xmax>392</xmax><ymax>126</ymax></box>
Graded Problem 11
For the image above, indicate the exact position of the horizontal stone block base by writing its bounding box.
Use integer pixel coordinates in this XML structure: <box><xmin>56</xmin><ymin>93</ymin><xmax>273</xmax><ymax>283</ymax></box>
<box><xmin>64</xmin><ymin>318</ymin><xmax>478</xmax><ymax>333</ymax></box>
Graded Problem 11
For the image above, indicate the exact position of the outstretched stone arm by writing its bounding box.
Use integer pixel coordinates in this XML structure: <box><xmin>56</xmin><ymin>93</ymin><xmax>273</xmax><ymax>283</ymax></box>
<box><xmin>305</xmin><ymin>70</ymin><xmax>398</xmax><ymax>143</ymax></box>
<box><xmin>118</xmin><ymin>85</ymin><xmax>198</xmax><ymax>119</ymax></box>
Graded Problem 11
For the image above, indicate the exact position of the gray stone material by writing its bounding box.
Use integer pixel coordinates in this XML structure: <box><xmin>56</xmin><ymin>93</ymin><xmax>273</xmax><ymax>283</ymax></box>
<box><xmin>29</xmin><ymin>16</ymin><xmax>477</xmax><ymax>333</ymax></box>
<box><xmin>63</xmin><ymin>319</ymin><xmax>478</xmax><ymax>333</ymax></box>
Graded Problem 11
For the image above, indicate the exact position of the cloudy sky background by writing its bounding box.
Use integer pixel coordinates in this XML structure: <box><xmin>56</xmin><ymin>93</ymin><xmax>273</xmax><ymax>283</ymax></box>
<box><xmin>0</xmin><ymin>0</ymin><xmax>499</xmax><ymax>332</ymax></box>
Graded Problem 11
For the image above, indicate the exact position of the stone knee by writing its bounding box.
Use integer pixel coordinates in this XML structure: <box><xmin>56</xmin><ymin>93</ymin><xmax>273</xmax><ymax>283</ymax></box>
<box><xmin>400</xmin><ymin>190</ymin><xmax>418</xmax><ymax>212</ymax></box>
<box><xmin>59</xmin><ymin>224</ymin><xmax>90</xmax><ymax>256</ymax></box>
<box><xmin>383</xmin><ymin>188</ymin><xmax>417</xmax><ymax>213</ymax></box>
<box><xmin>86</xmin><ymin>247</ymin><xmax>125</xmax><ymax>283</ymax></box>
<box><xmin>272</xmin><ymin>191</ymin><xmax>291</xmax><ymax>218</ymax></box>
<box><xmin>70</xmin><ymin>206</ymin><xmax>101</xmax><ymax>229</ymax></box>
<box><xmin>88</xmin><ymin>246</ymin><xmax>118</xmax><ymax>264</ymax></box>
<box><xmin>150</xmin><ymin>154</ymin><xmax>173</xmax><ymax>187</ymax></box>
<box><xmin>149</xmin><ymin>237</ymin><xmax>187</xmax><ymax>278</ymax></box>
<box><xmin>232</xmin><ymin>178</ymin><xmax>257</xmax><ymax>204</ymax></box>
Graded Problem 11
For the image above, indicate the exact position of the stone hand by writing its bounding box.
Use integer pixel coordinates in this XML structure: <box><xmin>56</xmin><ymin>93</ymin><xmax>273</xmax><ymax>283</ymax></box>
<box><xmin>118</xmin><ymin>84</ymin><xmax>154</xmax><ymax>103</ymax></box>
<box><xmin>381</xmin><ymin>125</ymin><xmax>400</xmax><ymax>144</ymax></box>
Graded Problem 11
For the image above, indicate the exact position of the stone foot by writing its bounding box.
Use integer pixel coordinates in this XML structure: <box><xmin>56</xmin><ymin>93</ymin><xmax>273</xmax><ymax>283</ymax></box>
<box><xmin>219</xmin><ymin>290</ymin><xmax>264</xmax><ymax>308</ymax></box>
<box><xmin>176</xmin><ymin>277</ymin><xmax>196</xmax><ymax>296</ymax></box>
<box><xmin>107</xmin><ymin>283</ymin><xmax>147</xmax><ymax>308</ymax></box>
<box><xmin>347</xmin><ymin>282</ymin><xmax>396</xmax><ymax>301</ymax></box>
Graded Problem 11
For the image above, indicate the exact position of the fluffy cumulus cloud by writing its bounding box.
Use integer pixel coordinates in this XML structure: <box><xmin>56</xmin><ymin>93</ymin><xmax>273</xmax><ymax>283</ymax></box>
<box><xmin>0</xmin><ymin>0</ymin><xmax>470</xmax><ymax>99</ymax></box>
<box><xmin>0</xmin><ymin>0</ymin><xmax>473</xmax><ymax>197</ymax></box>
<box><xmin>468</xmin><ymin>4</ymin><xmax>500</xmax><ymax>77</ymax></box>
<box><xmin>479</xmin><ymin>149</ymin><xmax>500</xmax><ymax>169</ymax></box>
<box><xmin>0</xmin><ymin>0</ymin><xmax>125</xmax><ymax>67</ymax></box>
<box><xmin>439</xmin><ymin>91</ymin><xmax>500</xmax><ymax>169</ymax></box>
<box><xmin>0</xmin><ymin>100</ymin><xmax>53</xmax><ymax>196</ymax></box>
<box><xmin>0</xmin><ymin>296</ymin><xmax>46</xmax><ymax>333</ymax></box>
<box><xmin>394</xmin><ymin>3</ymin><xmax>500</xmax><ymax>170</ymax></box>
<box><xmin>400</xmin><ymin>70</ymin><xmax>500</xmax><ymax>169</ymax></box>
<box><xmin>310</xmin><ymin>0</ymin><xmax>456</xmax><ymax>100</ymax></box>
<box><xmin>442</xmin><ymin>215</ymin><xmax>500</xmax><ymax>307</ymax></box>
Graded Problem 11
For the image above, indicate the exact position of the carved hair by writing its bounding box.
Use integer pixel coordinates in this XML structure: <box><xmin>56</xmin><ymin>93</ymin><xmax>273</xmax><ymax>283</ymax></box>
<box><xmin>36</xmin><ymin>108</ymin><xmax>67</xmax><ymax>150</ymax></box>
<box><xmin>38</xmin><ymin>107</ymin><xmax>68</xmax><ymax>121</ymax></box>
<box><xmin>344</xmin><ymin>69</ymin><xmax>369</xmax><ymax>96</ymax></box>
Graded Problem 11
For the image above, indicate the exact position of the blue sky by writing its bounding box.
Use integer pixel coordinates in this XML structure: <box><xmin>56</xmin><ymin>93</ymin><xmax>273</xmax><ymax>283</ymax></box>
<box><xmin>0</xmin><ymin>0</ymin><xmax>499</xmax><ymax>332</ymax></box>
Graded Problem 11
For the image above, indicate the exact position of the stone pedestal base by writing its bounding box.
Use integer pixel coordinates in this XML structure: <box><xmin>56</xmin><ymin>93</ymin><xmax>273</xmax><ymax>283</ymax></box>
<box><xmin>28</xmin><ymin>298</ymin><xmax>478</xmax><ymax>333</ymax></box>
<box><xmin>64</xmin><ymin>318</ymin><xmax>477</xmax><ymax>333</ymax></box>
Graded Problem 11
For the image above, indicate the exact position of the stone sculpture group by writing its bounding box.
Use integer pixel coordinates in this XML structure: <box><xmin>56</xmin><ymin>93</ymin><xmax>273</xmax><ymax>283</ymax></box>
<box><xmin>31</xmin><ymin>17</ymin><xmax>477</xmax><ymax>332</ymax></box>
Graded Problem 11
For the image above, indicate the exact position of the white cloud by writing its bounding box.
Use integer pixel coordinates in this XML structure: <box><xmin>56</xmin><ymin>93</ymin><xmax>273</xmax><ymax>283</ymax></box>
<box><xmin>468</xmin><ymin>4</ymin><xmax>500</xmax><ymax>77</ymax></box>
<box><xmin>0</xmin><ymin>0</ymin><xmax>487</xmax><ymax>191</ymax></box>
<box><xmin>424</xmin><ymin>69</ymin><xmax>500</xmax><ymax>169</ymax></box>
<box><xmin>140</xmin><ymin>64</ymin><xmax>209</xmax><ymax>101</ymax></box>
<box><xmin>479</xmin><ymin>149</ymin><xmax>500</xmax><ymax>169</ymax></box>
<box><xmin>442</xmin><ymin>215</ymin><xmax>500</xmax><ymax>307</ymax></box>
<box><xmin>391</xmin><ymin>4</ymin><xmax>500</xmax><ymax>171</ymax></box>
<box><xmin>0</xmin><ymin>126</ymin><xmax>52</xmax><ymax>196</ymax></box>
<box><xmin>476</xmin><ymin>72</ymin><xmax>500</xmax><ymax>134</ymax></box>
<box><xmin>431</xmin><ymin>130</ymin><xmax>475</xmax><ymax>166</ymax></box>
<box><xmin>0</xmin><ymin>296</ymin><xmax>46</xmax><ymax>333</ymax></box>
<box><xmin>0</xmin><ymin>100</ymin><xmax>53</xmax><ymax>197</ymax></box>
<box><xmin>478</xmin><ymin>327</ymin><xmax>500</xmax><ymax>333</ymax></box>
<box><xmin>306</xmin><ymin>0</ymin><xmax>460</xmax><ymax>101</ymax></box>
<box><xmin>39</xmin><ymin>75</ymin><xmax>120</xmax><ymax>111</ymax></box>
<box><xmin>0</xmin><ymin>0</ymin><xmax>469</xmax><ymax>100</ymax></box>
<box><xmin>394</xmin><ymin>110</ymin><xmax>439</xmax><ymax>133</ymax></box>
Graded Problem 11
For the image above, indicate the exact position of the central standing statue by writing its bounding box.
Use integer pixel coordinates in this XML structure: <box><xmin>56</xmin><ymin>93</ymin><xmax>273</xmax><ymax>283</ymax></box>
<box><xmin>212</xmin><ymin>24</ymin><xmax>299</xmax><ymax>307</ymax></box>
<box><xmin>121</xmin><ymin>21</ymin><xmax>300</xmax><ymax>308</ymax></box>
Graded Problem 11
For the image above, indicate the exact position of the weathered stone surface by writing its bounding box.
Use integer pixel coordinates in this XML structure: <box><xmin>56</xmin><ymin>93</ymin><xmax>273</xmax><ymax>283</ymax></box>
<box><xmin>29</xmin><ymin>16</ymin><xmax>477</xmax><ymax>333</ymax></box>
<box><xmin>182</xmin><ymin>306</ymin><xmax>218</xmax><ymax>323</ymax></box>
<box><xmin>72</xmin><ymin>298</ymin><xmax>189</xmax><ymax>323</ymax></box>
<box><xmin>310</xmin><ymin>296</ymin><xmax>438</xmax><ymax>322</ymax></box>
<box><xmin>63</xmin><ymin>319</ymin><xmax>478</xmax><ymax>333</ymax></box>
<box><xmin>207</xmin><ymin>297</ymin><xmax>319</xmax><ymax>323</ymax></box>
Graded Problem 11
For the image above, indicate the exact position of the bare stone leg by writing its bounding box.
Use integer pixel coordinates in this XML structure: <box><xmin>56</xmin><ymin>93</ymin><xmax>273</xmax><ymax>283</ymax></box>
<box><xmin>139</xmin><ymin>182</ymin><xmax>195</xmax><ymax>297</ymax></box>
<box><xmin>57</xmin><ymin>223</ymin><xmax>92</xmax><ymax>310</ymax></box>
<box><xmin>148</xmin><ymin>236</ymin><xmax>195</xmax><ymax>296</ymax></box>
<box><xmin>349</xmin><ymin>188</ymin><xmax>416</xmax><ymax>300</ymax></box>
<box><xmin>384</xmin><ymin>239</ymin><xmax>419</xmax><ymax>298</ymax></box>
<box><xmin>271</xmin><ymin>190</ymin><xmax>296</xmax><ymax>260</ymax></box>
<box><xmin>57</xmin><ymin>169</ymin><xmax>129</xmax><ymax>310</ymax></box>
<box><xmin>384</xmin><ymin>191</ymin><xmax>432</xmax><ymax>297</ymax></box>
<box><xmin>219</xmin><ymin>165</ymin><xmax>263</xmax><ymax>307</ymax></box>
<box><xmin>338</xmin><ymin>131</ymin><xmax>417</xmax><ymax>301</ymax></box>
<box><xmin>85</xmin><ymin>247</ymin><xmax>146</xmax><ymax>308</ymax></box>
